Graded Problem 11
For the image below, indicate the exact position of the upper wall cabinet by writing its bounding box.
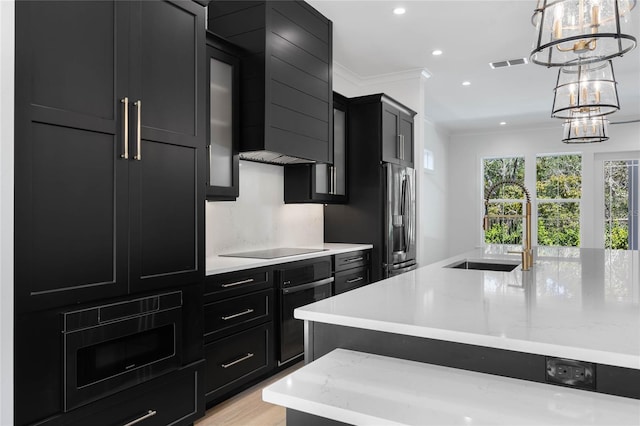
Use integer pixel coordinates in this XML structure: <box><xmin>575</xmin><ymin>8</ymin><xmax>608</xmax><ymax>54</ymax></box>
<box><xmin>14</xmin><ymin>1</ymin><xmax>207</xmax><ymax>313</ymax></box>
<box><xmin>206</xmin><ymin>32</ymin><xmax>241</xmax><ymax>201</ymax></box>
<box><xmin>208</xmin><ymin>1</ymin><xmax>333</xmax><ymax>164</ymax></box>
<box><xmin>351</xmin><ymin>94</ymin><xmax>416</xmax><ymax>168</ymax></box>
<box><xmin>284</xmin><ymin>92</ymin><xmax>348</xmax><ymax>204</ymax></box>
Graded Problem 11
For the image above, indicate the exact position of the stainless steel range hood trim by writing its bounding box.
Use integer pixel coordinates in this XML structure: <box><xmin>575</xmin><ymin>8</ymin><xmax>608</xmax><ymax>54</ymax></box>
<box><xmin>239</xmin><ymin>150</ymin><xmax>317</xmax><ymax>165</ymax></box>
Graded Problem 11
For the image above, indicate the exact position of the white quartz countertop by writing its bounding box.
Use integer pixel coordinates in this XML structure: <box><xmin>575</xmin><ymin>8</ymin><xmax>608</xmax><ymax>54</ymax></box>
<box><xmin>295</xmin><ymin>246</ymin><xmax>640</xmax><ymax>369</ymax></box>
<box><xmin>205</xmin><ymin>243</ymin><xmax>372</xmax><ymax>275</ymax></box>
<box><xmin>263</xmin><ymin>349</ymin><xmax>640</xmax><ymax>426</ymax></box>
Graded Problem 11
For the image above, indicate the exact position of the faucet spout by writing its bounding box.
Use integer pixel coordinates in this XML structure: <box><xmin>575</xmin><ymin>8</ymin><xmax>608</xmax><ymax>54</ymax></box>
<box><xmin>483</xmin><ymin>180</ymin><xmax>534</xmax><ymax>271</ymax></box>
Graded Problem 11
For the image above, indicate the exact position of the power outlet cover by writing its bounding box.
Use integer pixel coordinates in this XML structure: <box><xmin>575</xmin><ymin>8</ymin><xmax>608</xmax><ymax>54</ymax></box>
<box><xmin>546</xmin><ymin>357</ymin><xmax>595</xmax><ymax>389</ymax></box>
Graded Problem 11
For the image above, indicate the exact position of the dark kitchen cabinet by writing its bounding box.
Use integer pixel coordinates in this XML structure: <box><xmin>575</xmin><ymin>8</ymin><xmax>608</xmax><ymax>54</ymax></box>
<box><xmin>14</xmin><ymin>0</ymin><xmax>206</xmax><ymax>312</ymax></box>
<box><xmin>203</xmin><ymin>267</ymin><xmax>276</xmax><ymax>406</ymax></box>
<box><xmin>333</xmin><ymin>250</ymin><xmax>371</xmax><ymax>295</ymax></box>
<box><xmin>284</xmin><ymin>92</ymin><xmax>348</xmax><ymax>204</ymax></box>
<box><xmin>377</xmin><ymin>95</ymin><xmax>416</xmax><ymax>167</ymax></box>
<box><xmin>206</xmin><ymin>32</ymin><xmax>241</xmax><ymax>201</ymax></box>
<box><xmin>208</xmin><ymin>0</ymin><xmax>333</xmax><ymax>164</ymax></box>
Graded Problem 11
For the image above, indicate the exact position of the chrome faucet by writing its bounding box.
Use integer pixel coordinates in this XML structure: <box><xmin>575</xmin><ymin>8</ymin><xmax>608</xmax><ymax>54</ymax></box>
<box><xmin>483</xmin><ymin>180</ymin><xmax>533</xmax><ymax>271</ymax></box>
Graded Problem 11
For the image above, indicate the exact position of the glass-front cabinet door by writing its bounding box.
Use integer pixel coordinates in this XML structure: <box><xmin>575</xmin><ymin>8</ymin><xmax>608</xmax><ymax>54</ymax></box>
<box><xmin>315</xmin><ymin>97</ymin><xmax>346</xmax><ymax>197</ymax></box>
<box><xmin>206</xmin><ymin>33</ymin><xmax>239</xmax><ymax>201</ymax></box>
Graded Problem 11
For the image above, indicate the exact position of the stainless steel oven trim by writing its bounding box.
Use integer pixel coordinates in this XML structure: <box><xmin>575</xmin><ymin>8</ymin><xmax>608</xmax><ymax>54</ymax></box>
<box><xmin>281</xmin><ymin>277</ymin><xmax>334</xmax><ymax>294</ymax></box>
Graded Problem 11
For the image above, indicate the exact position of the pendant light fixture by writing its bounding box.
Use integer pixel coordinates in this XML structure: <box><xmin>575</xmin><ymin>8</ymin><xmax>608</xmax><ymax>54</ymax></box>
<box><xmin>562</xmin><ymin>114</ymin><xmax>609</xmax><ymax>143</ymax></box>
<box><xmin>530</xmin><ymin>0</ymin><xmax>637</xmax><ymax>67</ymax></box>
<box><xmin>552</xmin><ymin>59</ymin><xmax>620</xmax><ymax>118</ymax></box>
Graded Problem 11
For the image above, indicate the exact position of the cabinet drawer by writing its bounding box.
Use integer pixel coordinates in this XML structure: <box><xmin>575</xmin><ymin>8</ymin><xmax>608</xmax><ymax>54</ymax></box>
<box><xmin>205</xmin><ymin>267</ymin><xmax>272</xmax><ymax>302</ymax></box>
<box><xmin>204</xmin><ymin>289</ymin><xmax>273</xmax><ymax>340</ymax></box>
<box><xmin>334</xmin><ymin>267</ymin><xmax>370</xmax><ymax>295</ymax></box>
<box><xmin>204</xmin><ymin>323</ymin><xmax>275</xmax><ymax>402</ymax></box>
<box><xmin>66</xmin><ymin>361</ymin><xmax>204</xmax><ymax>426</ymax></box>
<box><xmin>334</xmin><ymin>250</ymin><xmax>370</xmax><ymax>272</ymax></box>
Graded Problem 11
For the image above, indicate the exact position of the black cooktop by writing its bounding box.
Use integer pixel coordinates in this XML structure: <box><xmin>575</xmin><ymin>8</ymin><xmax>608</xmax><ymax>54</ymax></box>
<box><xmin>219</xmin><ymin>247</ymin><xmax>327</xmax><ymax>259</ymax></box>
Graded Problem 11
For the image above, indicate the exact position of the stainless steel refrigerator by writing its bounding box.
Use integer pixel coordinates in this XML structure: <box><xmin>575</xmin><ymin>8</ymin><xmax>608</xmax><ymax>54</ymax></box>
<box><xmin>384</xmin><ymin>163</ymin><xmax>417</xmax><ymax>277</ymax></box>
<box><xmin>324</xmin><ymin>93</ymin><xmax>418</xmax><ymax>282</ymax></box>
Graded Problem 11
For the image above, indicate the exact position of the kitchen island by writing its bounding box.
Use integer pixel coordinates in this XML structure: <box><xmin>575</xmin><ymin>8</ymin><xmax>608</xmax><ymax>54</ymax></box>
<box><xmin>263</xmin><ymin>246</ymin><xmax>640</xmax><ymax>425</ymax></box>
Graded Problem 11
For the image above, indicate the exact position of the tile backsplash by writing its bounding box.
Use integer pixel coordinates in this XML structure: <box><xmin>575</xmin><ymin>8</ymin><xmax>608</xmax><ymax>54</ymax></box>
<box><xmin>205</xmin><ymin>160</ymin><xmax>324</xmax><ymax>257</ymax></box>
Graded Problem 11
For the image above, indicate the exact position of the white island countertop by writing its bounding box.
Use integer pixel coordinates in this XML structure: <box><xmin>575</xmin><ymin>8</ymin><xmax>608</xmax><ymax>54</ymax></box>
<box><xmin>295</xmin><ymin>246</ymin><xmax>640</xmax><ymax>369</ymax></box>
<box><xmin>206</xmin><ymin>243</ymin><xmax>372</xmax><ymax>275</ymax></box>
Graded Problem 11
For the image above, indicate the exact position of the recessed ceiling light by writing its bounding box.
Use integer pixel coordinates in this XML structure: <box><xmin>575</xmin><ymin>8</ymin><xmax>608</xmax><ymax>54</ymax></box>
<box><xmin>432</xmin><ymin>49</ymin><xmax>443</xmax><ymax>56</ymax></box>
<box><xmin>499</xmin><ymin>121</ymin><xmax>507</xmax><ymax>126</ymax></box>
<box><xmin>462</xmin><ymin>81</ymin><xmax>471</xmax><ymax>86</ymax></box>
<box><xmin>393</xmin><ymin>7</ymin><xmax>406</xmax><ymax>15</ymax></box>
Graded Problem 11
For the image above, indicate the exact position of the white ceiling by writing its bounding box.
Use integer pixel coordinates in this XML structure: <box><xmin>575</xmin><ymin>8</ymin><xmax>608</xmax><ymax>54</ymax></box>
<box><xmin>307</xmin><ymin>0</ymin><xmax>640</xmax><ymax>134</ymax></box>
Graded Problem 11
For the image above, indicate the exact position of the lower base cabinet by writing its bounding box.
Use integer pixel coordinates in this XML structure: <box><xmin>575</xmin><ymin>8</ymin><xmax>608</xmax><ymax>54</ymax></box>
<box><xmin>204</xmin><ymin>323</ymin><xmax>275</xmax><ymax>405</ymax></box>
<box><xmin>334</xmin><ymin>267</ymin><xmax>370</xmax><ymax>294</ymax></box>
<box><xmin>63</xmin><ymin>361</ymin><xmax>205</xmax><ymax>426</ymax></box>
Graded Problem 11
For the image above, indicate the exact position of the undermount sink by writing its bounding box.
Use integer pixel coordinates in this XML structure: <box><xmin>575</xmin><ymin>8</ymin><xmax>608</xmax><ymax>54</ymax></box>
<box><xmin>445</xmin><ymin>259</ymin><xmax>520</xmax><ymax>272</ymax></box>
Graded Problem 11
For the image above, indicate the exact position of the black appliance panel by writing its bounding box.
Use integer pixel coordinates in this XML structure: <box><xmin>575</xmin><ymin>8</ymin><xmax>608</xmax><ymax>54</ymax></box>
<box><xmin>280</xmin><ymin>278</ymin><xmax>333</xmax><ymax>364</ymax></box>
<box><xmin>63</xmin><ymin>292</ymin><xmax>182</xmax><ymax>412</ymax></box>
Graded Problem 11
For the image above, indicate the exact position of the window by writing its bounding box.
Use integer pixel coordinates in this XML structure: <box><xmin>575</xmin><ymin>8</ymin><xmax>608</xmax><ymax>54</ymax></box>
<box><xmin>483</xmin><ymin>157</ymin><xmax>525</xmax><ymax>244</ymax></box>
<box><xmin>536</xmin><ymin>154</ymin><xmax>582</xmax><ymax>247</ymax></box>
<box><xmin>604</xmin><ymin>160</ymin><xmax>639</xmax><ymax>249</ymax></box>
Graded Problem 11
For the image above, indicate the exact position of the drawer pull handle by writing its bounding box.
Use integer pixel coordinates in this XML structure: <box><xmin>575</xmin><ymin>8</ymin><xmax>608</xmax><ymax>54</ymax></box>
<box><xmin>124</xmin><ymin>410</ymin><xmax>157</xmax><ymax>426</ymax></box>
<box><xmin>344</xmin><ymin>256</ymin><xmax>363</xmax><ymax>263</ymax></box>
<box><xmin>346</xmin><ymin>276</ymin><xmax>364</xmax><ymax>284</ymax></box>
<box><xmin>221</xmin><ymin>308</ymin><xmax>254</xmax><ymax>321</ymax></box>
<box><xmin>221</xmin><ymin>278</ymin><xmax>254</xmax><ymax>288</ymax></box>
<box><xmin>221</xmin><ymin>352</ymin><xmax>254</xmax><ymax>369</ymax></box>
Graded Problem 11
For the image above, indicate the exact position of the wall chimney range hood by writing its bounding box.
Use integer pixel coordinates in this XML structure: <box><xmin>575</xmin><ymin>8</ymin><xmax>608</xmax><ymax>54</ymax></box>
<box><xmin>208</xmin><ymin>1</ymin><xmax>333</xmax><ymax>166</ymax></box>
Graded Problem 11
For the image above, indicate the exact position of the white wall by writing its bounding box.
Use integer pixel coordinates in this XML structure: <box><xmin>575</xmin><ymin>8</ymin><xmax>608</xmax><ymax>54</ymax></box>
<box><xmin>447</xmin><ymin>122</ymin><xmax>640</xmax><ymax>256</ymax></box>
<box><xmin>205</xmin><ymin>161</ymin><xmax>324</xmax><ymax>259</ymax></box>
<box><xmin>0</xmin><ymin>1</ymin><xmax>14</xmax><ymax>424</ymax></box>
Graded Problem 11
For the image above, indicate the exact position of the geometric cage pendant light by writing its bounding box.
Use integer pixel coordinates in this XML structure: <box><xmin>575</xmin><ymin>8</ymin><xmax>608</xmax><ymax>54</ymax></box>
<box><xmin>531</xmin><ymin>0</ymin><xmax>638</xmax><ymax>67</ymax></box>
<box><xmin>562</xmin><ymin>114</ymin><xmax>610</xmax><ymax>143</ymax></box>
<box><xmin>552</xmin><ymin>59</ymin><xmax>620</xmax><ymax>118</ymax></box>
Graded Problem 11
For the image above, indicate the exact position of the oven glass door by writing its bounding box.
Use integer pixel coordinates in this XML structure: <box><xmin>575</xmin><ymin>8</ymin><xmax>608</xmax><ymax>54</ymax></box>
<box><xmin>280</xmin><ymin>278</ymin><xmax>333</xmax><ymax>364</ymax></box>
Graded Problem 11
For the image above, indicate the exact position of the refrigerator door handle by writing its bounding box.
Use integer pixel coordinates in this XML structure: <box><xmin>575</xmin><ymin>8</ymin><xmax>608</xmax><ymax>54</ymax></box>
<box><xmin>401</xmin><ymin>175</ymin><xmax>409</xmax><ymax>252</ymax></box>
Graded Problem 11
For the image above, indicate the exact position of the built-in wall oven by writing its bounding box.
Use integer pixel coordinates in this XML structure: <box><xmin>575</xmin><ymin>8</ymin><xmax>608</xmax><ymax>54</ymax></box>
<box><xmin>277</xmin><ymin>257</ymin><xmax>333</xmax><ymax>366</ymax></box>
<box><xmin>62</xmin><ymin>291</ymin><xmax>183</xmax><ymax>411</ymax></box>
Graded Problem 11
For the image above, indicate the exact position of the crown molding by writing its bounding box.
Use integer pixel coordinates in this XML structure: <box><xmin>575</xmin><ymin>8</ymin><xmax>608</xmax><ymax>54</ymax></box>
<box><xmin>334</xmin><ymin>61</ymin><xmax>430</xmax><ymax>88</ymax></box>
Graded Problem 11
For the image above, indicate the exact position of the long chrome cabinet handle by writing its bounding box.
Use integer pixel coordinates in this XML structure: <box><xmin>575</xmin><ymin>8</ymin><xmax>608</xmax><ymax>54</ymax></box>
<box><xmin>344</xmin><ymin>256</ymin><xmax>363</xmax><ymax>263</ymax></box>
<box><xmin>134</xmin><ymin>100</ymin><xmax>141</xmax><ymax>161</ymax></box>
<box><xmin>221</xmin><ymin>278</ymin><xmax>254</xmax><ymax>288</ymax></box>
<box><xmin>400</xmin><ymin>135</ymin><xmax>405</xmax><ymax>161</ymax></box>
<box><xmin>123</xmin><ymin>410</ymin><xmax>157</xmax><ymax>426</ymax></box>
<box><xmin>221</xmin><ymin>308</ymin><xmax>254</xmax><ymax>321</ymax></box>
<box><xmin>221</xmin><ymin>353</ymin><xmax>254</xmax><ymax>369</ymax></box>
<box><xmin>346</xmin><ymin>276</ymin><xmax>364</xmax><ymax>284</ymax></box>
<box><xmin>120</xmin><ymin>97</ymin><xmax>129</xmax><ymax>159</ymax></box>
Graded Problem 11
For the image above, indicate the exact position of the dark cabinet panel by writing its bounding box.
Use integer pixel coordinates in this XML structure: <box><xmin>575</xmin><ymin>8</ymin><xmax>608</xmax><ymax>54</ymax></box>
<box><xmin>65</xmin><ymin>362</ymin><xmax>204</xmax><ymax>426</ymax></box>
<box><xmin>204</xmin><ymin>289</ymin><xmax>274</xmax><ymax>341</ymax></box>
<box><xmin>135</xmin><ymin>1</ymin><xmax>200</xmax><ymax>140</ymax></box>
<box><xmin>15</xmin><ymin>0</ymin><xmax>206</xmax><ymax>312</ymax></box>
<box><xmin>284</xmin><ymin>92</ymin><xmax>348</xmax><ymax>204</ymax></box>
<box><xmin>130</xmin><ymin>142</ymin><xmax>199</xmax><ymax>293</ymax></box>
<box><xmin>29</xmin><ymin>0</ymin><xmax>121</xmax><ymax>120</ymax></box>
<box><xmin>382</xmin><ymin>101</ymin><xmax>415</xmax><ymax>167</ymax></box>
<box><xmin>334</xmin><ymin>250</ymin><xmax>370</xmax><ymax>273</ymax></box>
<box><xmin>204</xmin><ymin>323</ymin><xmax>275</xmax><ymax>404</ymax></box>
<box><xmin>334</xmin><ymin>267</ymin><xmax>370</xmax><ymax>295</ymax></box>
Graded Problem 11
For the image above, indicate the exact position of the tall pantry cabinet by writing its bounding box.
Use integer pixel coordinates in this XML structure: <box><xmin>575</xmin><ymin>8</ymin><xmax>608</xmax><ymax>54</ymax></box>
<box><xmin>14</xmin><ymin>2</ymin><xmax>207</xmax><ymax>424</ymax></box>
<box><xmin>14</xmin><ymin>0</ymin><xmax>207</xmax><ymax>312</ymax></box>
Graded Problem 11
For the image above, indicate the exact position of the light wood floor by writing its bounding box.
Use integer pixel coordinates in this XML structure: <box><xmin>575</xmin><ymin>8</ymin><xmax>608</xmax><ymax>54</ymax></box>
<box><xmin>195</xmin><ymin>363</ymin><xmax>302</xmax><ymax>426</ymax></box>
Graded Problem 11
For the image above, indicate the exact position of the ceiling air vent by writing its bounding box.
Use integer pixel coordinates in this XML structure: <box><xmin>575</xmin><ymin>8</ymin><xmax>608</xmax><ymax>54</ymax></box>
<box><xmin>489</xmin><ymin>58</ymin><xmax>529</xmax><ymax>69</ymax></box>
